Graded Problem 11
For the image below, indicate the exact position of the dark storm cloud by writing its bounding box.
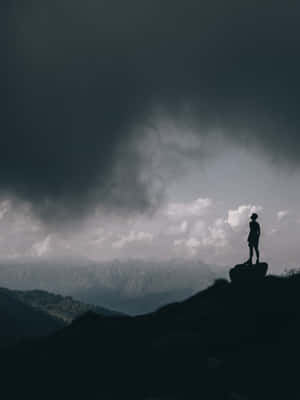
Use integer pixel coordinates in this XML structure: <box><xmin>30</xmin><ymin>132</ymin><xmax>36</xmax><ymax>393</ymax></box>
<box><xmin>3</xmin><ymin>1</ymin><xmax>300</xmax><ymax>220</ymax></box>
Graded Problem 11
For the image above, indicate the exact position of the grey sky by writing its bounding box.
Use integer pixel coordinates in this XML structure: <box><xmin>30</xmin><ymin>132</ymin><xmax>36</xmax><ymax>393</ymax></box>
<box><xmin>0</xmin><ymin>141</ymin><xmax>299</xmax><ymax>273</ymax></box>
<box><xmin>3</xmin><ymin>2</ymin><xmax>300</xmax><ymax>272</ymax></box>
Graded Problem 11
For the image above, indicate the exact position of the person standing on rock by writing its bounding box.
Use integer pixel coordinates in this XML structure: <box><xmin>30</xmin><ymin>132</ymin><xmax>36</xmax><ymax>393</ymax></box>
<box><xmin>245</xmin><ymin>213</ymin><xmax>260</xmax><ymax>265</ymax></box>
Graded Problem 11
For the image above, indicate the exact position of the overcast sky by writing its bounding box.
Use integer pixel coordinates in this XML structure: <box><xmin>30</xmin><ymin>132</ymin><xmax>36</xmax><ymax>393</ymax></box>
<box><xmin>3</xmin><ymin>1</ymin><xmax>300</xmax><ymax>272</ymax></box>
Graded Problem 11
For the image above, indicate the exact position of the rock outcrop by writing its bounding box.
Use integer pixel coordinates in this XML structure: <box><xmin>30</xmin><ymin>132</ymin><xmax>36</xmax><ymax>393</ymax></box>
<box><xmin>229</xmin><ymin>262</ymin><xmax>268</xmax><ymax>283</ymax></box>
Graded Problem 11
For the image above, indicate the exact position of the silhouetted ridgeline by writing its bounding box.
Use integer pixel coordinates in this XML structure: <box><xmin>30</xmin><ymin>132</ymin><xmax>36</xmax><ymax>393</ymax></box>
<box><xmin>1</xmin><ymin>270</ymin><xmax>300</xmax><ymax>399</ymax></box>
<box><xmin>0</xmin><ymin>287</ymin><xmax>121</xmax><ymax>350</ymax></box>
<box><xmin>9</xmin><ymin>288</ymin><xmax>123</xmax><ymax>321</ymax></box>
<box><xmin>0</xmin><ymin>288</ymin><xmax>64</xmax><ymax>349</ymax></box>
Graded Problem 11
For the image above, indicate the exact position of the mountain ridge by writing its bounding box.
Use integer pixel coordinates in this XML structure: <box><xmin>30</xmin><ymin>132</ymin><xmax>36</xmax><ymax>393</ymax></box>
<box><xmin>1</xmin><ymin>269</ymin><xmax>300</xmax><ymax>399</ymax></box>
<box><xmin>0</xmin><ymin>287</ymin><xmax>64</xmax><ymax>349</ymax></box>
<box><xmin>0</xmin><ymin>287</ymin><xmax>123</xmax><ymax>323</ymax></box>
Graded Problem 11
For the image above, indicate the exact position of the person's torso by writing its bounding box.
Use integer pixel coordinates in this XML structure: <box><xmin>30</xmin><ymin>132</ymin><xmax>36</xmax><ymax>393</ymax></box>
<box><xmin>249</xmin><ymin>221</ymin><xmax>259</xmax><ymax>237</ymax></box>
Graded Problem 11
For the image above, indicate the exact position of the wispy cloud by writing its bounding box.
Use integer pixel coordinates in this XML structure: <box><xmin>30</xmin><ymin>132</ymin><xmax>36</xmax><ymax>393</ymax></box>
<box><xmin>112</xmin><ymin>231</ymin><xmax>153</xmax><ymax>249</ymax></box>
<box><xmin>226</xmin><ymin>205</ymin><xmax>262</xmax><ymax>230</ymax></box>
<box><xmin>165</xmin><ymin>198</ymin><xmax>213</xmax><ymax>219</ymax></box>
<box><xmin>277</xmin><ymin>210</ymin><xmax>290</xmax><ymax>221</ymax></box>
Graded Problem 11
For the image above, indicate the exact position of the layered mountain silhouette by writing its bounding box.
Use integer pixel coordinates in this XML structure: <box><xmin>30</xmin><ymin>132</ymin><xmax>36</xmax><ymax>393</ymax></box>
<box><xmin>8</xmin><ymin>288</ymin><xmax>123</xmax><ymax>322</ymax></box>
<box><xmin>0</xmin><ymin>287</ymin><xmax>122</xmax><ymax>349</ymax></box>
<box><xmin>1</xmin><ymin>267</ymin><xmax>300</xmax><ymax>399</ymax></box>
<box><xmin>0</xmin><ymin>288</ymin><xmax>64</xmax><ymax>349</ymax></box>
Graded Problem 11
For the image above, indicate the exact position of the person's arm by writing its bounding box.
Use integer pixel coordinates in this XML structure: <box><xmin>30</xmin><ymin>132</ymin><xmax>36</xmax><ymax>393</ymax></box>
<box><xmin>257</xmin><ymin>223</ymin><xmax>261</xmax><ymax>237</ymax></box>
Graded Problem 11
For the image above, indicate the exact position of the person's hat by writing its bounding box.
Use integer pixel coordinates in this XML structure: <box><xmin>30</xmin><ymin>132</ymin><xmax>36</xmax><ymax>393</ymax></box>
<box><xmin>250</xmin><ymin>213</ymin><xmax>258</xmax><ymax>220</ymax></box>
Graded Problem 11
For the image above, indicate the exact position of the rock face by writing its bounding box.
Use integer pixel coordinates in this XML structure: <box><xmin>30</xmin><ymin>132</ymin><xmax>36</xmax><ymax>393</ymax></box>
<box><xmin>229</xmin><ymin>262</ymin><xmax>268</xmax><ymax>283</ymax></box>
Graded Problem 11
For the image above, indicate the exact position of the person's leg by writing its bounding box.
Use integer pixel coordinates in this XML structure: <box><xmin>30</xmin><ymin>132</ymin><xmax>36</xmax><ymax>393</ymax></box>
<box><xmin>255</xmin><ymin>245</ymin><xmax>260</xmax><ymax>264</ymax></box>
<box><xmin>248</xmin><ymin>244</ymin><xmax>253</xmax><ymax>264</ymax></box>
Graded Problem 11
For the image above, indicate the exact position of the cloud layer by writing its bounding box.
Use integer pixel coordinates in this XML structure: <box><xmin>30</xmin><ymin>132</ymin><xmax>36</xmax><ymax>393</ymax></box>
<box><xmin>1</xmin><ymin>193</ymin><xmax>300</xmax><ymax>271</ymax></box>
<box><xmin>4</xmin><ymin>1</ymin><xmax>300</xmax><ymax>220</ymax></box>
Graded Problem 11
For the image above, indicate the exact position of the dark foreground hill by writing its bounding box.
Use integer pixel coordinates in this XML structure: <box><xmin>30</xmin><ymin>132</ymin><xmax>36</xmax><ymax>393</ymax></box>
<box><xmin>2</xmin><ymin>272</ymin><xmax>300</xmax><ymax>399</ymax></box>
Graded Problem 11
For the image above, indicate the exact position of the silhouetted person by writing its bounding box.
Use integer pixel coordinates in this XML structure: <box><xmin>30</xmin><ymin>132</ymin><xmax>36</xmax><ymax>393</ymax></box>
<box><xmin>245</xmin><ymin>213</ymin><xmax>260</xmax><ymax>264</ymax></box>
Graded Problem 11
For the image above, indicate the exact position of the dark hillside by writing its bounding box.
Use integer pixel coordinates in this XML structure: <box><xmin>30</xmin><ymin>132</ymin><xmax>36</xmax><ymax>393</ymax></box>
<box><xmin>0</xmin><ymin>288</ymin><xmax>64</xmax><ymax>349</ymax></box>
<box><xmin>2</xmin><ymin>272</ymin><xmax>300</xmax><ymax>399</ymax></box>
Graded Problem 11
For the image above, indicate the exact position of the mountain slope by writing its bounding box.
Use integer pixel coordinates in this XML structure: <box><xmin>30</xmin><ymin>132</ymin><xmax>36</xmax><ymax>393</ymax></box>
<box><xmin>9</xmin><ymin>288</ymin><xmax>123</xmax><ymax>322</ymax></box>
<box><xmin>0</xmin><ymin>286</ymin><xmax>121</xmax><ymax>350</ymax></box>
<box><xmin>2</xmin><ymin>272</ymin><xmax>300</xmax><ymax>399</ymax></box>
<box><xmin>0</xmin><ymin>288</ymin><xmax>65</xmax><ymax>349</ymax></box>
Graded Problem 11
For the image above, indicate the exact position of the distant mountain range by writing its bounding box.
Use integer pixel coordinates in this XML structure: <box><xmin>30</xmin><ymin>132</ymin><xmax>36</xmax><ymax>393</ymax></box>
<box><xmin>1</xmin><ymin>271</ymin><xmax>300</xmax><ymax>399</ymax></box>
<box><xmin>0</xmin><ymin>258</ymin><xmax>223</xmax><ymax>314</ymax></box>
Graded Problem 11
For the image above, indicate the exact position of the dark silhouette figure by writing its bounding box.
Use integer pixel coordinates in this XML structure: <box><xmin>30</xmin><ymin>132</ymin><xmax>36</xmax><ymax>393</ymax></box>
<box><xmin>245</xmin><ymin>213</ymin><xmax>260</xmax><ymax>265</ymax></box>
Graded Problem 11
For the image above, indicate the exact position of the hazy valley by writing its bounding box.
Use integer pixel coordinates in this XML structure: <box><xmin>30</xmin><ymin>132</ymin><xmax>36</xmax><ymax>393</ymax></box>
<box><xmin>0</xmin><ymin>258</ymin><xmax>222</xmax><ymax>314</ymax></box>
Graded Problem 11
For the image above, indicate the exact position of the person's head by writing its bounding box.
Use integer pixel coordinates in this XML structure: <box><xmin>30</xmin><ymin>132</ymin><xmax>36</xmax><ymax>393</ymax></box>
<box><xmin>250</xmin><ymin>213</ymin><xmax>258</xmax><ymax>220</ymax></box>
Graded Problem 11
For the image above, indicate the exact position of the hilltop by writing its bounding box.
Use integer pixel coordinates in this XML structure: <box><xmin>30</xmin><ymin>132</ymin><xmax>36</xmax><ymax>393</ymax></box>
<box><xmin>1</xmin><ymin>269</ymin><xmax>300</xmax><ymax>399</ymax></box>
